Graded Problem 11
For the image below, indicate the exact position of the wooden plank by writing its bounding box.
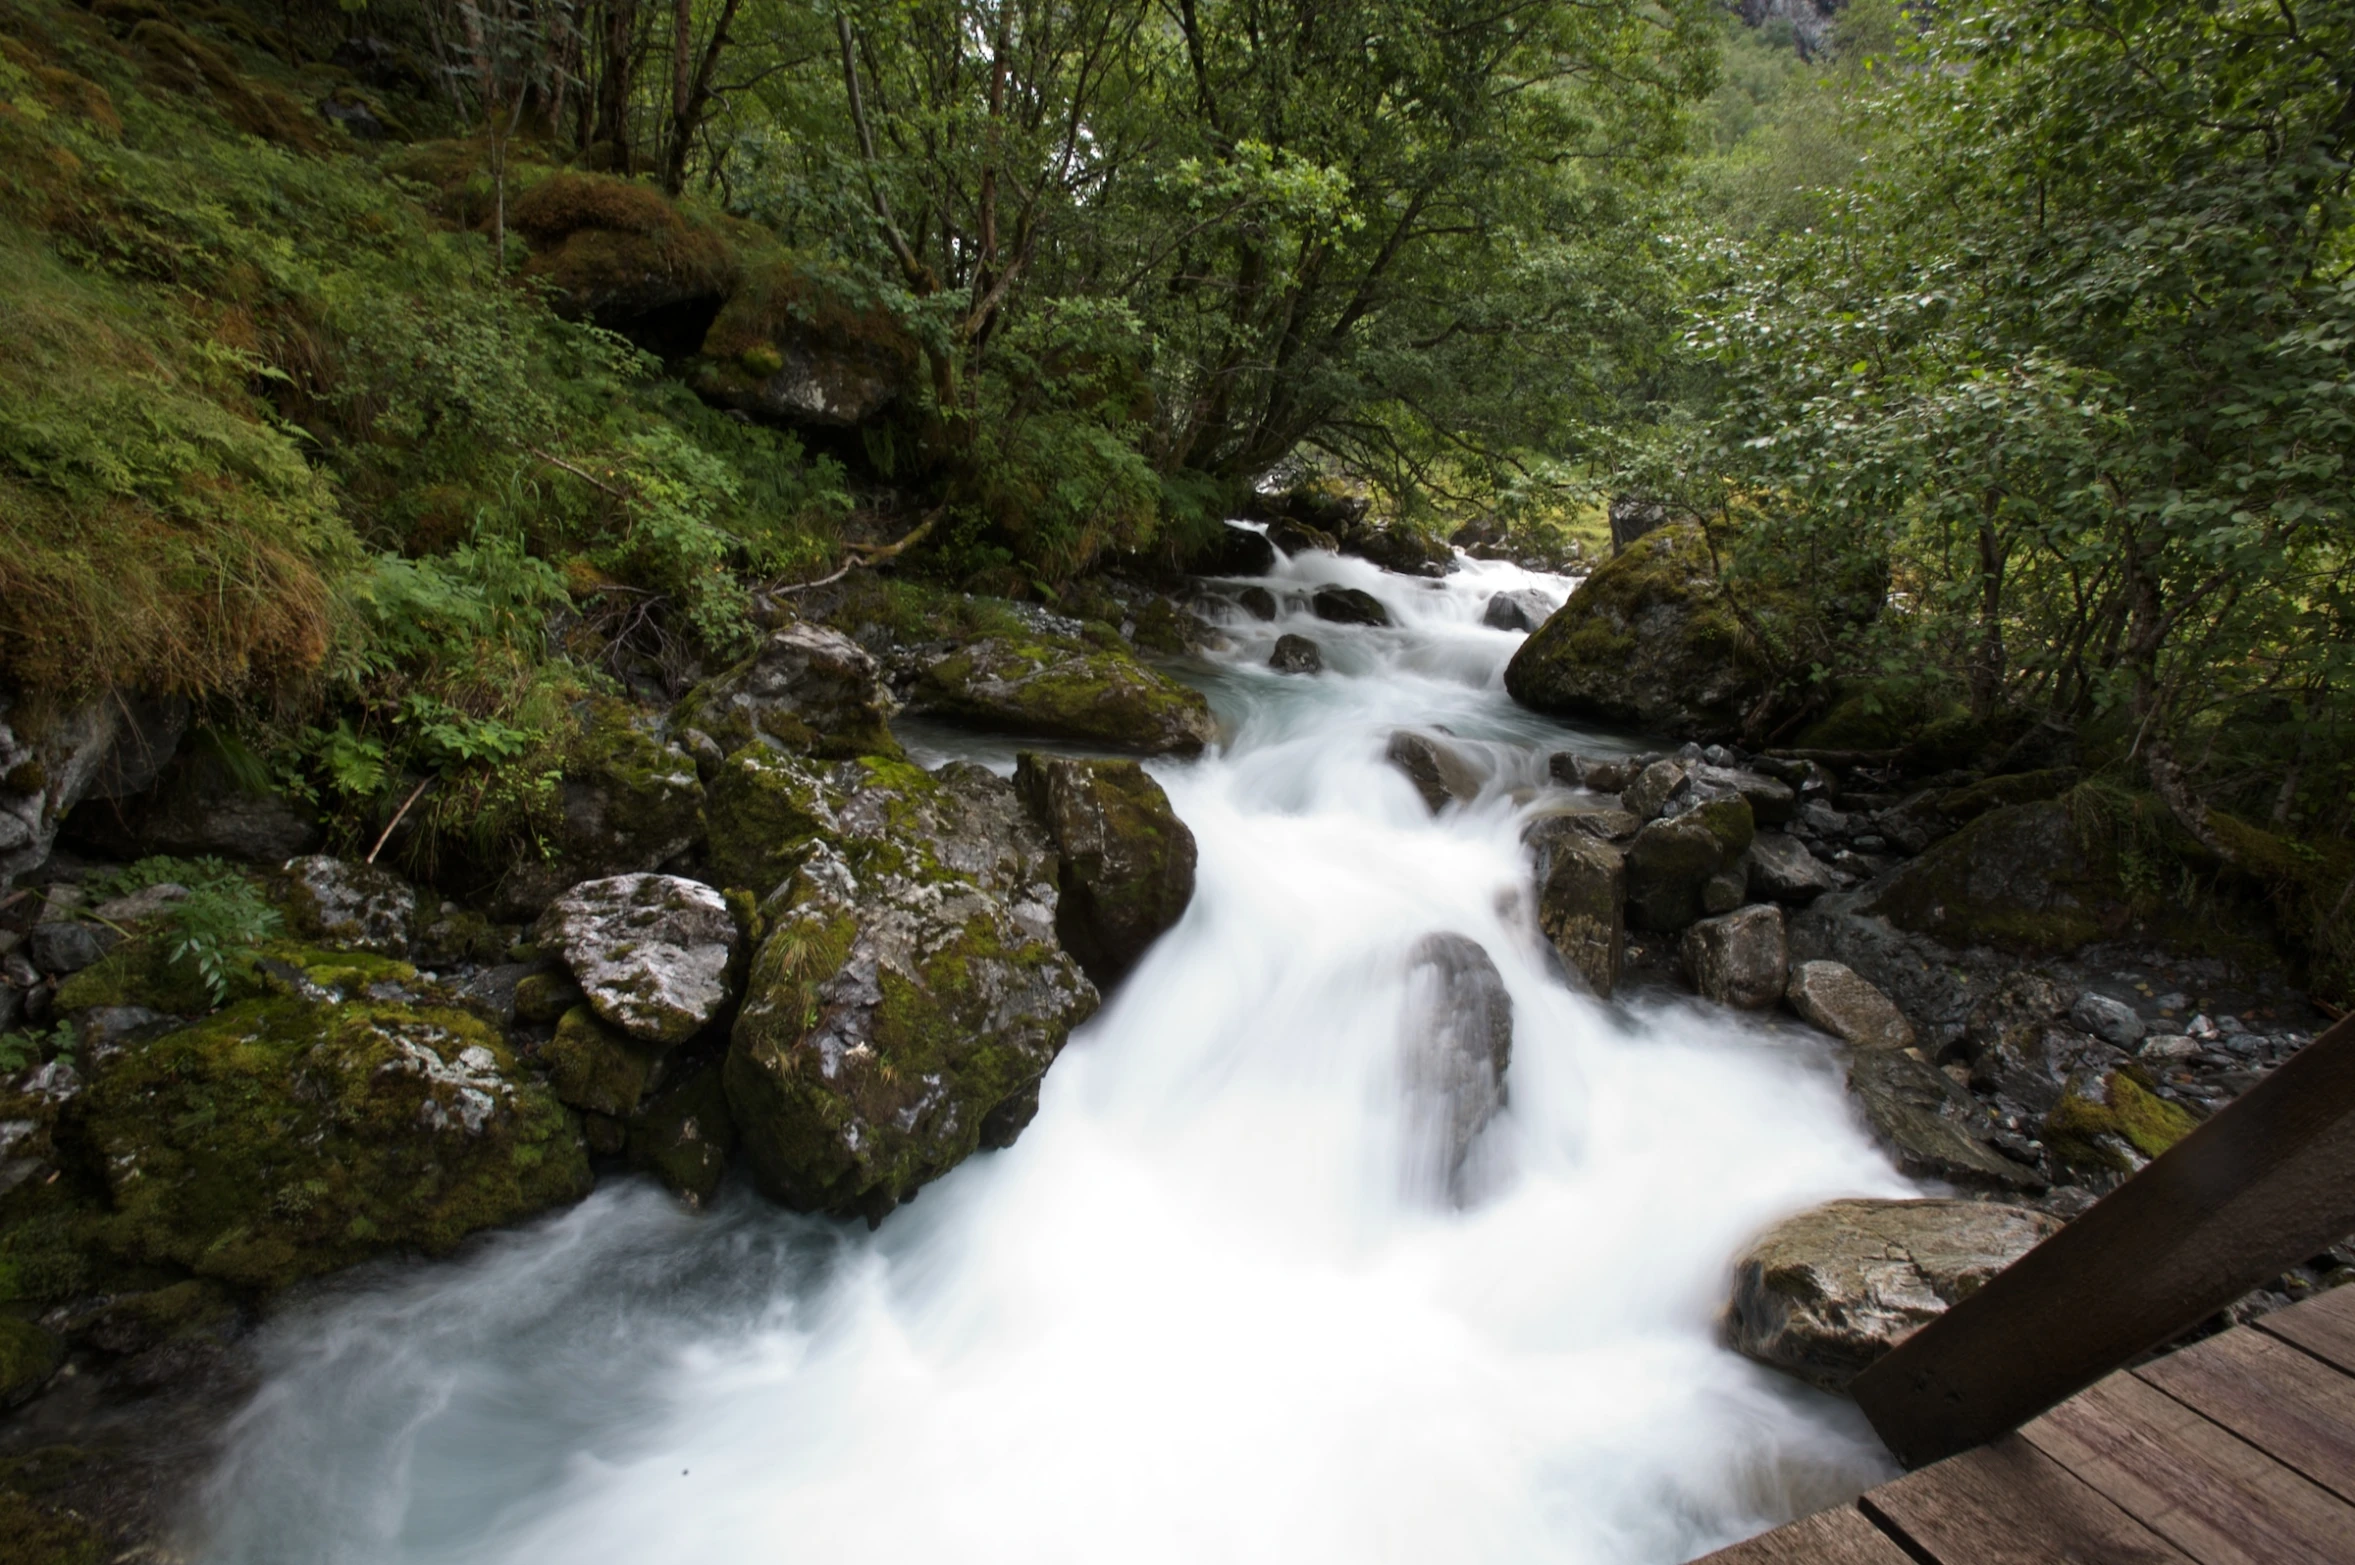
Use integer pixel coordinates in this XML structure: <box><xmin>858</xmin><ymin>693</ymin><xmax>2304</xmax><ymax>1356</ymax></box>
<box><xmin>1687</xmin><ymin>1505</ymin><xmax>1916</xmax><ymax>1565</ymax></box>
<box><xmin>2256</xmin><ymin>1283</ymin><xmax>2355</xmax><ymax>1377</ymax></box>
<box><xmin>2135</xmin><ymin>1325</ymin><xmax>2355</xmax><ymax>1506</ymax></box>
<box><xmin>1860</xmin><ymin>1434</ymin><xmax>2192</xmax><ymax>1565</ymax></box>
<box><xmin>2020</xmin><ymin>1370</ymin><xmax>2355</xmax><ymax>1564</ymax></box>
<box><xmin>1854</xmin><ymin>1011</ymin><xmax>2355</xmax><ymax>1468</ymax></box>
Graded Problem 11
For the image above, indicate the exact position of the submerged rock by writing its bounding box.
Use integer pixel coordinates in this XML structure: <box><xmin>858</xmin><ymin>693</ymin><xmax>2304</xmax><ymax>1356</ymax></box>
<box><xmin>1481</xmin><ymin>589</ymin><xmax>1553</xmax><ymax>632</ymax></box>
<box><xmin>80</xmin><ymin>997</ymin><xmax>591</xmax><ymax>1294</ymax></box>
<box><xmin>1268</xmin><ymin>633</ymin><xmax>1323</xmax><ymax>674</ymax></box>
<box><xmin>910</xmin><ymin>631</ymin><xmax>1215</xmax><ymax>756</ymax></box>
<box><xmin>1528</xmin><ymin>824</ymin><xmax>1625</xmax><ymax>997</ymax></box>
<box><xmin>1195</xmin><ymin>523</ymin><xmax>1279</xmax><ymax>577</ymax></box>
<box><xmin>1385</xmin><ymin>730</ymin><xmax>1483</xmax><ymax>813</ymax></box>
<box><xmin>1398</xmin><ymin>933</ymin><xmax>1513</xmax><ymax>1201</ymax></box>
<box><xmin>1014</xmin><ymin>754</ymin><xmax>1197</xmax><ymax>989</ymax></box>
<box><xmin>1786</xmin><ymin>960</ymin><xmax>1914</xmax><ymax>1050</ymax></box>
<box><xmin>1727</xmin><ymin>1198</ymin><xmax>2062</xmax><ymax>1393</ymax></box>
<box><xmin>1502</xmin><ymin>523</ymin><xmax>1772</xmax><ymax>741</ymax></box>
<box><xmin>1311</xmin><ymin>587</ymin><xmax>1390</xmax><ymax>627</ymax></box>
<box><xmin>726</xmin><ymin>759</ymin><xmax>1098</xmax><ymax>1223</ymax></box>
<box><xmin>534</xmin><ymin>874</ymin><xmax>742</xmax><ymax>1046</ymax></box>
<box><xmin>1681</xmin><ymin>904</ymin><xmax>1787</xmax><ymax>1010</ymax></box>
<box><xmin>1237</xmin><ymin>586</ymin><xmax>1279</xmax><ymax>620</ymax></box>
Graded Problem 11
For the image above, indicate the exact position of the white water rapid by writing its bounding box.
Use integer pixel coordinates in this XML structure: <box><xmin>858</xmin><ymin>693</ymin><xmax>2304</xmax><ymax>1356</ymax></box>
<box><xmin>195</xmin><ymin>541</ymin><xmax>1913</xmax><ymax>1565</ymax></box>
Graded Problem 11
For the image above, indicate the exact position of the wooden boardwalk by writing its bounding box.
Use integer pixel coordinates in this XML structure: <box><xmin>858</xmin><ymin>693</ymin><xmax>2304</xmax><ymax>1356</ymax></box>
<box><xmin>1699</xmin><ymin>1281</ymin><xmax>2355</xmax><ymax>1565</ymax></box>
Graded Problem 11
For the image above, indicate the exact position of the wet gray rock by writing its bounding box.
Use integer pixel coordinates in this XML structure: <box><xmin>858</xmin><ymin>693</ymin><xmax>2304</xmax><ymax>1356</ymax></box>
<box><xmin>29</xmin><ymin>920</ymin><xmax>114</xmax><ymax>976</ymax></box>
<box><xmin>1237</xmin><ymin>586</ymin><xmax>1279</xmax><ymax>620</ymax></box>
<box><xmin>1311</xmin><ymin>587</ymin><xmax>1391</xmax><ymax>627</ymax></box>
<box><xmin>2069</xmin><ymin>991</ymin><xmax>2146</xmax><ymax>1050</ymax></box>
<box><xmin>1623</xmin><ymin>797</ymin><xmax>1754</xmax><ymax>932</ymax></box>
<box><xmin>1623</xmin><ymin>759</ymin><xmax>1688</xmax><ymax>821</ymax></box>
<box><xmin>726</xmin><ymin>762</ymin><xmax>1098</xmax><ymax>1223</ymax></box>
<box><xmin>1693</xmin><ymin>764</ymin><xmax>1797</xmax><ymax>827</ymax></box>
<box><xmin>1268</xmin><ymin>634</ymin><xmax>1323</xmax><ymax>675</ymax></box>
<box><xmin>676</xmin><ymin>623</ymin><xmax>899</xmax><ymax>760</ymax></box>
<box><xmin>1786</xmin><ymin>960</ymin><xmax>1915</xmax><ymax>1051</ymax></box>
<box><xmin>1681</xmin><ymin>904</ymin><xmax>1787</xmax><ymax>1010</ymax></box>
<box><xmin>1</xmin><ymin>687</ymin><xmax>187</xmax><ymax>891</ymax></box>
<box><xmin>283</xmin><ymin>855</ymin><xmax>420</xmax><ymax>958</ymax></box>
<box><xmin>1014</xmin><ymin>754</ymin><xmax>1197</xmax><ymax>989</ymax></box>
<box><xmin>1727</xmin><ymin>1197</ymin><xmax>2063</xmax><ymax>1393</ymax></box>
<box><xmin>535</xmin><ymin>873</ymin><xmax>741</xmax><ymax>1046</ymax></box>
<box><xmin>1399</xmin><ymin>932</ymin><xmax>1513</xmax><ymax>1202</ymax></box>
<box><xmin>1845</xmin><ymin>1048</ymin><xmax>2043</xmax><ymax>1192</ymax></box>
<box><xmin>1529</xmin><ymin>823</ymin><xmax>1625</xmax><ymax>997</ymax></box>
<box><xmin>1481</xmin><ymin>589</ymin><xmax>1554</xmax><ymax>633</ymax></box>
<box><xmin>1197</xmin><ymin>523</ymin><xmax>1278</xmax><ymax>577</ymax></box>
<box><xmin>1747</xmin><ymin>832</ymin><xmax>1839</xmax><ymax>904</ymax></box>
<box><xmin>1386</xmin><ymin>730</ymin><xmax>1483</xmax><ymax>813</ymax></box>
<box><xmin>1788</xmin><ymin>896</ymin><xmax>1993</xmax><ymax>1058</ymax></box>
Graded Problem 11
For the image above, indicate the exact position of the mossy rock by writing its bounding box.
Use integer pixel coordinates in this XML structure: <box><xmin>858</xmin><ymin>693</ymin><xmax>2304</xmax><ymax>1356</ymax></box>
<box><xmin>909</xmin><ymin>631</ymin><xmax>1215</xmax><ymax>757</ymax></box>
<box><xmin>51</xmin><ymin>936</ymin><xmax>211</xmax><ymax>1016</ymax></box>
<box><xmin>80</xmin><ymin>997</ymin><xmax>592</xmax><ymax>1295</ymax></box>
<box><xmin>513</xmin><ymin>173</ymin><xmax>740</xmax><ymax>330</ymax></box>
<box><xmin>484</xmin><ymin>697</ymin><xmax>706</xmax><ymax>918</ymax></box>
<box><xmin>2042</xmin><ymin>1065</ymin><xmax>2200</xmax><ymax>1177</ymax></box>
<box><xmin>1935</xmin><ymin>769</ymin><xmax>2077</xmax><ymax>823</ymax></box>
<box><xmin>627</xmin><ymin>1063</ymin><xmax>736</xmax><ymax>1207</ymax></box>
<box><xmin>673</xmin><ymin>625</ymin><xmax>901</xmax><ymax>764</ymax></box>
<box><xmin>1863</xmin><ymin>800</ymin><xmax>2123</xmax><ymax>955</ymax></box>
<box><xmin>1503</xmin><ymin>523</ymin><xmax>1773</xmax><ymax>741</ymax></box>
<box><xmin>703</xmin><ymin>747</ymin><xmax>839</xmax><ymax>897</ymax></box>
<box><xmin>691</xmin><ymin>253</ymin><xmax>920</xmax><ymax>427</ymax></box>
<box><xmin>0</xmin><ymin>1317</ymin><xmax>62</xmax><ymax>1407</ymax></box>
<box><xmin>0</xmin><ymin>1488</ymin><xmax>105</xmax><ymax>1565</ymax></box>
<box><xmin>543</xmin><ymin>1004</ymin><xmax>664</xmax><ymax>1119</ymax></box>
<box><xmin>1013</xmin><ymin>754</ymin><xmax>1197</xmax><ymax>987</ymax></box>
<box><xmin>725</xmin><ymin>761</ymin><xmax>1097</xmax><ymax>1222</ymax></box>
<box><xmin>1622</xmin><ymin>796</ymin><xmax>1753</xmax><ymax>932</ymax></box>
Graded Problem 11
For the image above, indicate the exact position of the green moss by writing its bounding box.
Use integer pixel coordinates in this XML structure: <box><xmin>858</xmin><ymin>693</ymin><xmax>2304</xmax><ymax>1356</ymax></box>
<box><xmin>81</xmin><ymin>997</ymin><xmax>591</xmax><ymax>1296</ymax></box>
<box><xmin>704</xmin><ymin>747</ymin><xmax>837</xmax><ymax>895</ymax></box>
<box><xmin>911</xmin><ymin>632</ymin><xmax>1213</xmax><ymax>755</ymax></box>
<box><xmin>513</xmin><ymin>968</ymin><xmax>582</xmax><ymax>1025</ymax></box>
<box><xmin>0</xmin><ymin>1317</ymin><xmax>62</xmax><ymax>1405</ymax></box>
<box><xmin>543</xmin><ymin>1005</ymin><xmax>663</xmax><ymax>1118</ymax></box>
<box><xmin>0</xmin><ymin>1488</ymin><xmax>105</xmax><ymax>1565</ymax></box>
<box><xmin>51</xmin><ymin>936</ymin><xmax>211</xmax><ymax>1015</ymax></box>
<box><xmin>627</xmin><ymin>1063</ymin><xmax>736</xmax><ymax>1206</ymax></box>
<box><xmin>2043</xmin><ymin>1068</ymin><xmax>2200</xmax><ymax>1175</ymax></box>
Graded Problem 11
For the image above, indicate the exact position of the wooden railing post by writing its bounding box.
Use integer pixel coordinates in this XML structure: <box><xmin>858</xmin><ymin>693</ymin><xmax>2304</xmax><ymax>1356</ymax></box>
<box><xmin>1852</xmin><ymin>1007</ymin><xmax>2355</xmax><ymax>1469</ymax></box>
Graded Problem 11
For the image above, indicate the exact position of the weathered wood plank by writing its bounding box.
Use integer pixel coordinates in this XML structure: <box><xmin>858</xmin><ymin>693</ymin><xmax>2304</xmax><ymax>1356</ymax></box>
<box><xmin>2021</xmin><ymin>1371</ymin><xmax>2355</xmax><ymax>1564</ymax></box>
<box><xmin>1853</xmin><ymin>1012</ymin><xmax>2355</xmax><ymax>1468</ymax></box>
<box><xmin>1686</xmin><ymin>1504</ymin><xmax>1915</xmax><ymax>1565</ymax></box>
<box><xmin>1860</xmin><ymin>1434</ymin><xmax>2191</xmax><ymax>1565</ymax></box>
<box><xmin>2255</xmin><ymin>1283</ymin><xmax>2355</xmax><ymax>1378</ymax></box>
<box><xmin>2135</xmin><ymin>1324</ymin><xmax>2355</xmax><ymax>1506</ymax></box>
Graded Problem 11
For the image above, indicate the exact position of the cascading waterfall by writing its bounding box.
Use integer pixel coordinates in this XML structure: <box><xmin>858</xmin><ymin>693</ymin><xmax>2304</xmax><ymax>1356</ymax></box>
<box><xmin>194</xmin><ymin>540</ymin><xmax>1912</xmax><ymax>1565</ymax></box>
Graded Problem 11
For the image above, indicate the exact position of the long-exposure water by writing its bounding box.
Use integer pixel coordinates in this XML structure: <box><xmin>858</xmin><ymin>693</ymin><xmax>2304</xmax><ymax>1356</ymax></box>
<box><xmin>194</xmin><ymin>540</ymin><xmax>1909</xmax><ymax>1564</ymax></box>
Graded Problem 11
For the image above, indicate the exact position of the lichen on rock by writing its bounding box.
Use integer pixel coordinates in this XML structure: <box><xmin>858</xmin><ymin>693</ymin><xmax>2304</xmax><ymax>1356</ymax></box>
<box><xmin>534</xmin><ymin>873</ymin><xmax>742</xmax><ymax>1045</ymax></box>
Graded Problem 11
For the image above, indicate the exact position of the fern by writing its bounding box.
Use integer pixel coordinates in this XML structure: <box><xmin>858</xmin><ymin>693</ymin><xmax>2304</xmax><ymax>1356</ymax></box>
<box><xmin>89</xmin><ymin>856</ymin><xmax>284</xmax><ymax>1006</ymax></box>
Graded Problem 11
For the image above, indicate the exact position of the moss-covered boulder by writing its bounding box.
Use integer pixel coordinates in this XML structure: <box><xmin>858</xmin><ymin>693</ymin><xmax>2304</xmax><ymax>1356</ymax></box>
<box><xmin>1013</xmin><ymin>754</ymin><xmax>1197</xmax><ymax>988</ymax></box>
<box><xmin>692</xmin><ymin>254</ymin><xmax>921</xmax><ymax>427</ymax></box>
<box><xmin>2041</xmin><ymin>1061</ymin><xmax>2200</xmax><ymax>1180</ymax></box>
<box><xmin>627</xmin><ymin>1063</ymin><xmax>736</xmax><ymax>1208</ymax></box>
<box><xmin>543</xmin><ymin>1004</ymin><xmax>666</xmax><ymax>1118</ymax></box>
<box><xmin>1527</xmin><ymin>821</ymin><xmax>1625</xmax><ymax>998</ymax></box>
<box><xmin>1503</xmin><ymin>523</ymin><xmax>1771</xmax><ymax>741</ymax></box>
<box><xmin>514</xmin><ymin>172</ymin><xmax>740</xmax><ymax>344</ymax></box>
<box><xmin>485</xmin><ymin>697</ymin><xmax>706</xmax><ymax>918</ymax></box>
<box><xmin>0</xmin><ymin>1316</ymin><xmax>63</xmax><ymax>1407</ymax></box>
<box><xmin>1621</xmin><ymin>796</ymin><xmax>1753</xmax><ymax>932</ymax></box>
<box><xmin>1862</xmin><ymin>800</ymin><xmax>2123</xmax><ymax>955</ymax></box>
<box><xmin>282</xmin><ymin>855</ymin><xmax>419</xmax><ymax>957</ymax></box>
<box><xmin>674</xmin><ymin>624</ymin><xmax>900</xmax><ymax>762</ymax></box>
<box><xmin>908</xmin><ymin>630</ymin><xmax>1215</xmax><ymax>756</ymax></box>
<box><xmin>79</xmin><ymin>997</ymin><xmax>591</xmax><ymax>1294</ymax></box>
<box><xmin>702</xmin><ymin>746</ymin><xmax>841</xmax><ymax>897</ymax></box>
<box><xmin>726</xmin><ymin>759</ymin><xmax>1098</xmax><ymax>1223</ymax></box>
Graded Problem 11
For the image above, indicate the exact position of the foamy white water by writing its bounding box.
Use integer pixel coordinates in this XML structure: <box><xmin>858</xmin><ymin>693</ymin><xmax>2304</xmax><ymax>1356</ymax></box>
<box><xmin>193</xmin><ymin>539</ymin><xmax>1907</xmax><ymax>1565</ymax></box>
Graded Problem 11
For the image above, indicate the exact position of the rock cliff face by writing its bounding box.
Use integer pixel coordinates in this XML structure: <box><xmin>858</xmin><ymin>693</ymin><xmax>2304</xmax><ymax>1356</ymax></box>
<box><xmin>1502</xmin><ymin>525</ymin><xmax>1773</xmax><ymax>741</ymax></box>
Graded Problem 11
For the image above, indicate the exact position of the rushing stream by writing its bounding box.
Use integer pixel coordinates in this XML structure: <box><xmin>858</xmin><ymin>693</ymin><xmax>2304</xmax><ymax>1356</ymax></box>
<box><xmin>195</xmin><ymin>542</ymin><xmax>1911</xmax><ymax>1564</ymax></box>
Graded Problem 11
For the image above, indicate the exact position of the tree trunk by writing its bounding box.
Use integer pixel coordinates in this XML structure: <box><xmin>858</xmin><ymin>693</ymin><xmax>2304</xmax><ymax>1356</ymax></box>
<box><xmin>593</xmin><ymin>0</ymin><xmax>638</xmax><ymax>167</ymax></box>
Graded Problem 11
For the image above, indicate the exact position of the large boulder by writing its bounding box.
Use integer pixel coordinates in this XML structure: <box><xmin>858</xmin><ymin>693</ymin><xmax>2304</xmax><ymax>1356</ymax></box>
<box><xmin>534</xmin><ymin>874</ymin><xmax>742</xmax><ymax>1046</ymax></box>
<box><xmin>80</xmin><ymin>996</ymin><xmax>592</xmax><ymax>1294</ymax></box>
<box><xmin>282</xmin><ymin>855</ymin><xmax>419</xmax><ymax>958</ymax></box>
<box><xmin>1861</xmin><ymin>799</ymin><xmax>2125</xmax><ymax>955</ymax></box>
<box><xmin>1503</xmin><ymin>523</ymin><xmax>1772</xmax><ymax>741</ymax></box>
<box><xmin>1681</xmin><ymin>904</ymin><xmax>1787</xmax><ymax>1010</ymax></box>
<box><xmin>1726</xmin><ymin>1198</ymin><xmax>2063</xmax><ymax>1393</ymax></box>
<box><xmin>908</xmin><ymin>631</ymin><xmax>1215</xmax><ymax>756</ymax></box>
<box><xmin>1385</xmin><ymin>730</ymin><xmax>1483</xmax><ymax>813</ymax></box>
<box><xmin>1192</xmin><ymin>523</ymin><xmax>1279</xmax><ymax>577</ymax></box>
<box><xmin>1</xmin><ymin>687</ymin><xmax>187</xmax><ymax>892</ymax></box>
<box><xmin>725</xmin><ymin>759</ymin><xmax>1098</xmax><ymax>1223</ymax></box>
<box><xmin>703</xmin><ymin>746</ymin><xmax>842</xmax><ymax>897</ymax></box>
<box><xmin>675</xmin><ymin>624</ymin><xmax>900</xmax><ymax>761</ymax></box>
<box><xmin>1786</xmin><ymin>960</ymin><xmax>1915</xmax><ymax>1050</ymax></box>
<box><xmin>1014</xmin><ymin>754</ymin><xmax>1197</xmax><ymax>988</ymax></box>
<box><xmin>485</xmin><ymin>697</ymin><xmax>707</xmax><ymax>917</ymax></box>
<box><xmin>1398</xmin><ymin>933</ymin><xmax>1513</xmax><ymax>1202</ymax></box>
<box><xmin>1528</xmin><ymin>821</ymin><xmax>1626</xmax><ymax>997</ymax></box>
<box><xmin>512</xmin><ymin>172</ymin><xmax>740</xmax><ymax>350</ymax></box>
<box><xmin>692</xmin><ymin>255</ymin><xmax>920</xmax><ymax>426</ymax></box>
<box><xmin>1311</xmin><ymin>586</ymin><xmax>1390</xmax><ymax>627</ymax></box>
<box><xmin>1844</xmin><ymin>1048</ymin><xmax>2043</xmax><ymax>1192</ymax></box>
<box><xmin>1622</xmin><ymin>796</ymin><xmax>1754</xmax><ymax>932</ymax></box>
